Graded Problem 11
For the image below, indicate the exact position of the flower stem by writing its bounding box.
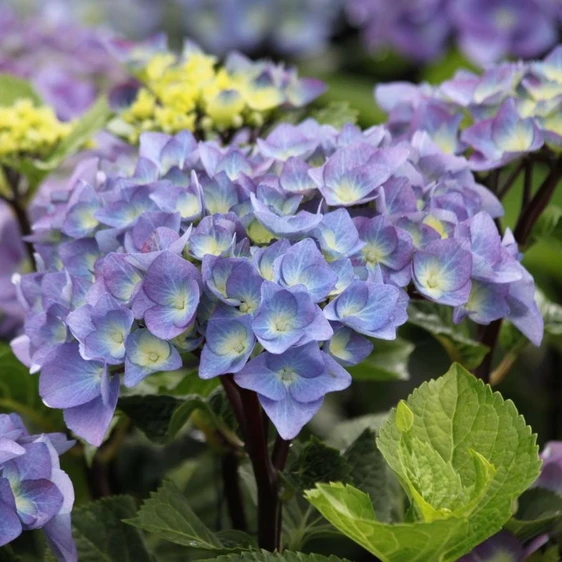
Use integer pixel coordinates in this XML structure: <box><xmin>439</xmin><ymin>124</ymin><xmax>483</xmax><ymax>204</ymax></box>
<box><xmin>221</xmin><ymin>450</ymin><xmax>248</xmax><ymax>532</ymax></box>
<box><xmin>514</xmin><ymin>159</ymin><xmax>562</xmax><ymax>245</ymax></box>
<box><xmin>474</xmin><ymin>319</ymin><xmax>503</xmax><ymax>383</ymax></box>
<box><xmin>1</xmin><ymin>166</ymin><xmax>36</xmax><ymax>270</ymax></box>
<box><xmin>221</xmin><ymin>375</ymin><xmax>282</xmax><ymax>551</ymax></box>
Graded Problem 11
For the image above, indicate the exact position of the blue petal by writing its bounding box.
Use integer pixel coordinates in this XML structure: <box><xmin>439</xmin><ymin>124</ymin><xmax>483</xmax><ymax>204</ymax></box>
<box><xmin>63</xmin><ymin>374</ymin><xmax>119</xmax><ymax>447</ymax></box>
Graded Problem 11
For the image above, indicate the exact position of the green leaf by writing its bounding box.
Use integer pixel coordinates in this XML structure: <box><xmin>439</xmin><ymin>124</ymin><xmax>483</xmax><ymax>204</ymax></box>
<box><xmin>407</xmin><ymin>301</ymin><xmax>490</xmax><ymax>369</ymax></box>
<box><xmin>118</xmin><ymin>395</ymin><xmax>185</xmax><ymax>442</ymax></box>
<box><xmin>377</xmin><ymin>363</ymin><xmax>540</xmax><ymax>560</ymax></box>
<box><xmin>0</xmin><ymin>546</ymin><xmax>22</xmax><ymax>562</ymax></box>
<box><xmin>199</xmin><ymin>552</ymin><xmax>351</xmax><ymax>562</ymax></box>
<box><xmin>282</xmin><ymin>499</ymin><xmax>340</xmax><ymax>551</ymax></box>
<box><xmin>41</xmin><ymin>96</ymin><xmax>111</xmax><ymax>170</ymax></box>
<box><xmin>310</xmin><ymin>101</ymin><xmax>359</xmax><ymax>128</ymax></box>
<box><xmin>344</xmin><ymin>429</ymin><xmax>402</xmax><ymax>523</ymax></box>
<box><xmin>0</xmin><ymin>75</ymin><xmax>42</xmax><ymax>106</ymax></box>
<box><xmin>347</xmin><ymin>339</ymin><xmax>413</xmax><ymax>381</ymax></box>
<box><xmin>72</xmin><ymin>495</ymin><xmax>153</xmax><ymax>562</ymax></box>
<box><xmin>125</xmin><ymin>480</ymin><xmax>246</xmax><ymax>553</ymax></box>
<box><xmin>283</xmin><ymin>437</ymin><xmax>352</xmax><ymax>492</ymax></box>
<box><xmin>0</xmin><ymin>343</ymin><xmax>62</xmax><ymax>432</ymax></box>
<box><xmin>327</xmin><ymin>413</ymin><xmax>388</xmax><ymax>449</ymax></box>
<box><xmin>118</xmin><ymin>376</ymin><xmax>234</xmax><ymax>445</ymax></box>
<box><xmin>306</xmin><ymin>365</ymin><xmax>541</xmax><ymax>562</ymax></box>
<box><xmin>305</xmin><ymin>483</ymin><xmax>465</xmax><ymax>562</ymax></box>
<box><xmin>506</xmin><ymin>487</ymin><xmax>562</xmax><ymax>541</ymax></box>
<box><xmin>395</xmin><ymin>401</ymin><xmax>413</xmax><ymax>433</ymax></box>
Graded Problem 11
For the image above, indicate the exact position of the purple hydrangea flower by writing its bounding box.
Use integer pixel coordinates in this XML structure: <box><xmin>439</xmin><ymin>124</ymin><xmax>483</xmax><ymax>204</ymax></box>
<box><xmin>450</xmin><ymin>0</ymin><xmax>558</xmax><ymax>66</ymax></box>
<box><xmin>234</xmin><ymin>343</ymin><xmax>351</xmax><ymax>439</ymax></box>
<box><xmin>252</xmin><ymin>281</ymin><xmax>333</xmax><ymax>354</ymax></box>
<box><xmin>13</xmin><ymin>115</ymin><xmax>541</xmax><ymax>444</ymax></box>
<box><xmin>0</xmin><ymin>413</ymin><xmax>76</xmax><ymax>561</ymax></box>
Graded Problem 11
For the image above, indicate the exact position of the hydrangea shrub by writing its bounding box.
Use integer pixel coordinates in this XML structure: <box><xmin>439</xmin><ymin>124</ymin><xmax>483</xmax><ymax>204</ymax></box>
<box><xmin>0</xmin><ymin>14</ymin><xmax>561</xmax><ymax>562</ymax></box>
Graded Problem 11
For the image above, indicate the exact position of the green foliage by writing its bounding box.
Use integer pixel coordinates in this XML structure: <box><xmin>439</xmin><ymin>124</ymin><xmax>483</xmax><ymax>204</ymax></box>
<box><xmin>0</xmin><ymin>75</ymin><xmax>42</xmax><ymax>106</ymax></box>
<box><xmin>306</xmin><ymin>483</ymin><xmax>465</xmax><ymax>562</ymax></box>
<box><xmin>506</xmin><ymin>487</ymin><xmax>562</xmax><ymax>541</ymax></box>
<box><xmin>310</xmin><ymin>101</ymin><xmax>359</xmax><ymax>128</ymax></box>
<box><xmin>125</xmin><ymin>480</ymin><xmax>248</xmax><ymax>553</ymax></box>
<box><xmin>118</xmin><ymin>375</ymin><xmax>238</xmax><ymax>446</ymax></box>
<box><xmin>407</xmin><ymin>301</ymin><xmax>490</xmax><ymax>369</ymax></box>
<box><xmin>344</xmin><ymin>429</ymin><xmax>401</xmax><ymax>523</ymax></box>
<box><xmin>326</xmin><ymin>413</ymin><xmax>388</xmax><ymax>449</ymax></box>
<box><xmin>118</xmin><ymin>395</ymin><xmax>186</xmax><ymax>442</ymax></box>
<box><xmin>283</xmin><ymin>437</ymin><xmax>351</xmax><ymax>492</ymax></box>
<box><xmin>306</xmin><ymin>364</ymin><xmax>541</xmax><ymax>562</ymax></box>
<box><xmin>347</xmin><ymin>339</ymin><xmax>413</xmax><ymax>381</ymax></box>
<box><xmin>0</xmin><ymin>342</ymin><xmax>62</xmax><ymax>432</ymax></box>
<box><xmin>72</xmin><ymin>495</ymin><xmax>153</xmax><ymax>562</ymax></box>
<box><xmin>41</xmin><ymin>97</ymin><xmax>111</xmax><ymax>171</ymax></box>
<box><xmin>282</xmin><ymin>499</ymin><xmax>339</xmax><ymax>552</ymax></box>
<box><xmin>199</xmin><ymin>552</ymin><xmax>351</xmax><ymax>562</ymax></box>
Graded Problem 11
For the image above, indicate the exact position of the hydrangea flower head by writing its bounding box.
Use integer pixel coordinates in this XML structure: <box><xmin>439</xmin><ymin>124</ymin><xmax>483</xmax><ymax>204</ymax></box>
<box><xmin>0</xmin><ymin>413</ymin><xmax>76</xmax><ymax>562</ymax></box>
<box><xmin>14</xmin><ymin>115</ymin><xmax>542</xmax><ymax>443</ymax></box>
<box><xmin>376</xmin><ymin>44</ymin><xmax>562</xmax><ymax>169</ymax></box>
<box><xmin>0</xmin><ymin>99</ymin><xmax>72</xmax><ymax>159</ymax></box>
<box><xmin>112</xmin><ymin>41</ymin><xmax>326</xmax><ymax>143</ymax></box>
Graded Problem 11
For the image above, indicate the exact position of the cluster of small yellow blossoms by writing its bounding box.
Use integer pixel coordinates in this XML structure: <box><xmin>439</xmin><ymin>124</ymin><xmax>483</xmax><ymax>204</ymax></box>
<box><xmin>0</xmin><ymin>99</ymin><xmax>72</xmax><ymax>159</ymax></box>
<box><xmin>119</xmin><ymin>48</ymin><xmax>323</xmax><ymax>143</ymax></box>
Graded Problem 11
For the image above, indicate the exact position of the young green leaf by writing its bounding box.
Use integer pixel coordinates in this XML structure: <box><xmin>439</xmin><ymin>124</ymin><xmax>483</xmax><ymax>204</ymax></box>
<box><xmin>40</xmin><ymin>96</ymin><xmax>112</xmax><ymax>171</ymax></box>
<box><xmin>377</xmin><ymin>363</ymin><xmax>540</xmax><ymax>559</ymax></box>
<box><xmin>118</xmin><ymin>383</ymin><xmax>235</xmax><ymax>445</ymax></box>
<box><xmin>125</xmin><ymin>480</ymin><xmax>247</xmax><ymax>553</ymax></box>
<box><xmin>72</xmin><ymin>495</ymin><xmax>153</xmax><ymax>562</ymax></box>
<box><xmin>305</xmin><ymin>483</ymin><xmax>466</xmax><ymax>562</ymax></box>
<box><xmin>306</xmin><ymin>364</ymin><xmax>540</xmax><ymax>562</ymax></box>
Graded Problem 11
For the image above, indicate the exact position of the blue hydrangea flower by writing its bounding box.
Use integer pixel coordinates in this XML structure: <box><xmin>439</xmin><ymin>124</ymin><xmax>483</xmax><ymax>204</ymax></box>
<box><xmin>124</xmin><ymin>329</ymin><xmax>182</xmax><ymax>387</ymax></box>
<box><xmin>252</xmin><ymin>281</ymin><xmax>333</xmax><ymax>354</ymax></box>
<box><xmin>132</xmin><ymin>251</ymin><xmax>201</xmax><ymax>340</ymax></box>
<box><xmin>313</xmin><ymin>208</ymin><xmax>366</xmax><ymax>261</ymax></box>
<box><xmin>324</xmin><ymin>279</ymin><xmax>407</xmax><ymax>339</ymax></box>
<box><xmin>326</xmin><ymin>326</ymin><xmax>374</xmax><ymax>367</ymax></box>
<box><xmin>0</xmin><ymin>414</ymin><xmax>76</xmax><ymax>561</ymax></box>
<box><xmin>199</xmin><ymin>313</ymin><xmax>255</xmax><ymax>378</ymax></box>
<box><xmin>272</xmin><ymin>239</ymin><xmax>337</xmax><ymax>302</ymax></box>
<box><xmin>412</xmin><ymin>238</ymin><xmax>473</xmax><ymax>306</ymax></box>
<box><xmin>234</xmin><ymin>343</ymin><xmax>351</xmax><ymax>439</ymax></box>
<box><xmin>13</xmin><ymin>114</ymin><xmax>543</xmax><ymax>445</ymax></box>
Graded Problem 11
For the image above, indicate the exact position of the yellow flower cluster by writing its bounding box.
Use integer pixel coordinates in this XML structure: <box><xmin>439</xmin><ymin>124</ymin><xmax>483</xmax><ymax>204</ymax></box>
<box><xmin>0</xmin><ymin>99</ymin><xmax>72</xmax><ymax>159</ymax></box>
<box><xmin>120</xmin><ymin>51</ymin><xmax>289</xmax><ymax>143</ymax></box>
